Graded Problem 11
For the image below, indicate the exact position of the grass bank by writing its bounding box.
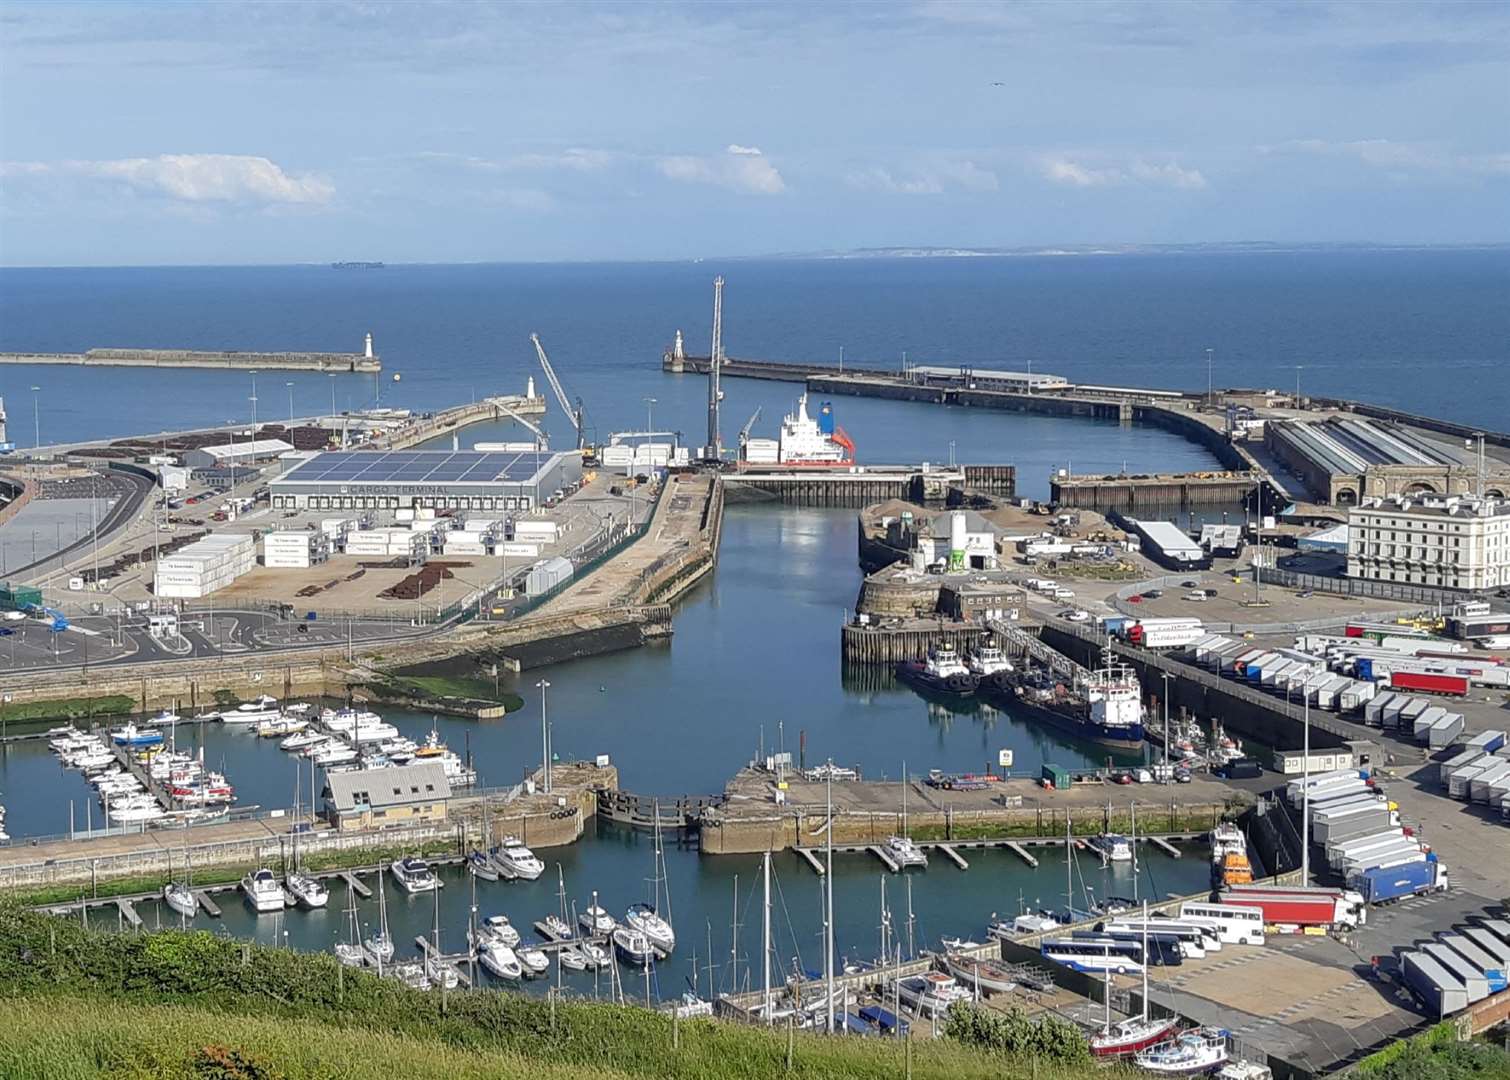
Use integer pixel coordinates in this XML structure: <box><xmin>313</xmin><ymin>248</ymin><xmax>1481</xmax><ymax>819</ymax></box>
<box><xmin>0</xmin><ymin>904</ymin><xmax>1111</xmax><ymax>1080</ymax></box>
<box><xmin>0</xmin><ymin>695</ymin><xmax>135</xmax><ymax>724</ymax></box>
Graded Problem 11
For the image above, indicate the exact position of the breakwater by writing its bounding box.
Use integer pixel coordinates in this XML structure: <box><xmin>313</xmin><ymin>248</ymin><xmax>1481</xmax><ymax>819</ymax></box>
<box><xmin>0</xmin><ymin>347</ymin><xmax>381</xmax><ymax>373</ymax></box>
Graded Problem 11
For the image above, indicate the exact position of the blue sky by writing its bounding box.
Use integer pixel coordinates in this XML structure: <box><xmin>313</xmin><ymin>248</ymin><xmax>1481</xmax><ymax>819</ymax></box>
<box><xmin>1</xmin><ymin>1</ymin><xmax>1507</xmax><ymax>266</ymax></box>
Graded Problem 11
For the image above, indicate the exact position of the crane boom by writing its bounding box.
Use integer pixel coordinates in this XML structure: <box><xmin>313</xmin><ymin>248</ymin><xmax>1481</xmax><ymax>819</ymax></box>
<box><xmin>738</xmin><ymin>407</ymin><xmax>762</xmax><ymax>446</ymax></box>
<box><xmin>530</xmin><ymin>333</ymin><xmax>584</xmax><ymax>449</ymax></box>
<box><xmin>484</xmin><ymin>397</ymin><xmax>547</xmax><ymax>445</ymax></box>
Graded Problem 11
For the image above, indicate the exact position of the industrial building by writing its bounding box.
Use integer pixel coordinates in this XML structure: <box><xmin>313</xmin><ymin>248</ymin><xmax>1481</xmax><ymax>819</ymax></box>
<box><xmin>1347</xmin><ymin>494</ymin><xmax>1510</xmax><ymax>591</ymax></box>
<box><xmin>269</xmin><ymin>449</ymin><xmax>581</xmax><ymax>512</ymax></box>
<box><xmin>184</xmin><ymin>438</ymin><xmax>294</xmax><ymax>469</ymax></box>
<box><xmin>908</xmin><ymin>364</ymin><xmax>1070</xmax><ymax>394</ymax></box>
<box><xmin>1264</xmin><ymin>417</ymin><xmax>1508</xmax><ymax>505</ymax></box>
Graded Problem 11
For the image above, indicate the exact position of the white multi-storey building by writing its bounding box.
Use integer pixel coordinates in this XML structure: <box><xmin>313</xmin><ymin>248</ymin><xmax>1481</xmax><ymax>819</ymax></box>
<box><xmin>1347</xmin><ymin>495</ymin><xmax>1510</xmax><ymax>591</ymax></box>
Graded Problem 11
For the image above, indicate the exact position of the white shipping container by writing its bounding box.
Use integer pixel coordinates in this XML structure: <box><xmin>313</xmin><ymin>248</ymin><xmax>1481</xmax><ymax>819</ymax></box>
<box><xmin>501</xmin><ymin>542</ymin><xmax>540</xmax><ymax>557</ymax></box>
<box><xmin>513</xmin><ymin>520</ymin><xmax>559</xmax><ymax>538</ymax></box>
<box><xmin>396</xmin><ymin>508</ymin><xmax>416</xmax><ymax>522</ymax></box>
<box><xmin>464</xmin><ymin>519</ymin><xmax>500</xmax><ymax>533</ymax></box>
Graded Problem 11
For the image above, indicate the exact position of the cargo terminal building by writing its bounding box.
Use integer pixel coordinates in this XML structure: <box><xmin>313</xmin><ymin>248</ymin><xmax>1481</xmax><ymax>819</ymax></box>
<box><xmin>269</xmin><ymin>449</ymin><xmax>580</xmax><ymax>513</ymax></box>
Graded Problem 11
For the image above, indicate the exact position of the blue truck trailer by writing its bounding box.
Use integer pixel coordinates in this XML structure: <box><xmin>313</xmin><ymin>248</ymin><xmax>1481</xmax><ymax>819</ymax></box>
<box><xmin>1349</xmin><ymin>858</ymin><xmax>1449</xmax><ymax>904</ymax></box>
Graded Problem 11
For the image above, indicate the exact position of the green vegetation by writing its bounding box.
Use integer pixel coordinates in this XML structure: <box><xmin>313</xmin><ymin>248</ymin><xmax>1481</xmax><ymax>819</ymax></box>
<box><xmin>0</xmin><ymin>695</ymin><xmax>135</xmax><ymax>724</ymax></box>
<box><xmin>0</xmin><ymin>903</ymin><xmax>1121</xmax><ymax>1080</ymax></box>
<box><xmin>363</xmin><ymin>671</ymin><xmax>524</xmax><ymax>716</ymax></box>
<box><xmin>1354</xmin><ymin>1021</ymin><xmax>1510</xmax><ymax>1079</ymax></box>
<box><xmin>942</xmin><ymin>1002</ymin><xmax>1090</xmax><ymax>1063</ymax></box>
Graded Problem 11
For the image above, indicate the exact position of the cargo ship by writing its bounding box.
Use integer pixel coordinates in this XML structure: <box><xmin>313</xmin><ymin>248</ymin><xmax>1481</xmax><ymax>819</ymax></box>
<box><xmin>986</xmin><ymin>650</ymin><xmax>1145</xmax><ymax>749</ymax></box>
<box><xmin>743</xmin><ymin>393</ymin><xmax>854</xmax><ymax>467</ymax></box>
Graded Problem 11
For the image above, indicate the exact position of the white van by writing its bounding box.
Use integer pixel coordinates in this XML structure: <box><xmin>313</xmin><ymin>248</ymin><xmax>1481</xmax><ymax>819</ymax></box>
<box><xmin>1053</xmin><ymin>587</ymin><xmax>1076</xmax><ymax>600</ymax></box>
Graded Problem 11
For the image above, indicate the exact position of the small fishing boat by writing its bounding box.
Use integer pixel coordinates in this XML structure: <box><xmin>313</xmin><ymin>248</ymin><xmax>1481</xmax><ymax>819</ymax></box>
<box><xmin>1133</xmin><ymin>1028</ymin><xmax>1230</xmax><ymax>1075</ymax></box>
<box><xmin>943</xmin><ymin>951</ymin><xmax>1019</xmax><ymax>995</ymax></box>
<box><xmin>535</xmin><ymin>913</ymin><xmax>574</xmax><ymax>942</ymax></box>
<box><xmin>612</xmin><ymin>925</ymin><xmax>656</xmax><ymax>966</ymax></box>
<box><xmin>110</xmin><ymin>723</ymin><xmax>163</xmax><ymax>747</ymax></box>
<box><xmin>579</xmin><ymin>902</ymin><xmax>617</xmax><ymax>936</ymax></box>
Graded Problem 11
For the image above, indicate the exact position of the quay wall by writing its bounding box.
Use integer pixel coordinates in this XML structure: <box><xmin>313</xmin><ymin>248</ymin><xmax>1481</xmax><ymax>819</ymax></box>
<box><xmin>840</xmin><ymin>620</ymin><xmax>984</xmax><ymax>664</ymax></box>
<box><xmin>699</xmin><ymin>799</ymin><xmax>1231</xmax><ymax>855</ymax></box>
<box><xmin>1052</xmin><ymin>473</ymin><xmax>1260</xmax><ymax>510</ymax></box>
<box><xmin>0</xmin><ymin>348</ymin><xmax>381</xmax><ymax>374</ymax></box>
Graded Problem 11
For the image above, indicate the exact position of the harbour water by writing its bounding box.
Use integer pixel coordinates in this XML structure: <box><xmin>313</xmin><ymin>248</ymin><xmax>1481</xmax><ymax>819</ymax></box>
<box><xmin>4</xmin><ymin>249</ymin><xmax>1503</xmax><ymax>999</ymax></box>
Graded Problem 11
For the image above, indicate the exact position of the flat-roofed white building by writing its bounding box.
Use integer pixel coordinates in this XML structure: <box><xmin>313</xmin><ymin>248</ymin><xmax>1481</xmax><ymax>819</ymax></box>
<box><xmin>184</xmin><ymin>438</ymin><xmax>294</xmax><ymax>469</ymax></box>
<box><xmin>908</xmin><ymin>364</ymin><xmax>1069</xmax><ymax>394</ymax></box>
<box><xmin>1347</xmin><ymin>495</ymin><xmax>1510</xmax><ymax>591</ymax></box>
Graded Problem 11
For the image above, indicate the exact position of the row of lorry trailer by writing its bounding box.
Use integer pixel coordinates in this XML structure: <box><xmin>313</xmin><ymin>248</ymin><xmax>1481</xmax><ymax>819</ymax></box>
<box><xmin>1400</xmin><ymin>916</ymin><xmax>1510</xmax><ymax>1018</ymax></box>
<box><xmin>1286</xmin><ymin>769</ymin><xmax>1452</xmax><ymax>904</ymax></box>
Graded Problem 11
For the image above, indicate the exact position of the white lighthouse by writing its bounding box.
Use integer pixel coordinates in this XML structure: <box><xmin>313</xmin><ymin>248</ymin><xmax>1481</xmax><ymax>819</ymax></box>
<box><xmin>364</xmin><ymin>332</ymin><xmax>374</xmax><ymax>359</ymax></box>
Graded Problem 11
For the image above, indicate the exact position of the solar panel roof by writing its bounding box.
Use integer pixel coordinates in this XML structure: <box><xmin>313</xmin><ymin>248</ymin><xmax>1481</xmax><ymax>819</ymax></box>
<box><xmin>279</xmin><ymin>450</ymin><xmax>552</xmax><ymax>485</ymax></box>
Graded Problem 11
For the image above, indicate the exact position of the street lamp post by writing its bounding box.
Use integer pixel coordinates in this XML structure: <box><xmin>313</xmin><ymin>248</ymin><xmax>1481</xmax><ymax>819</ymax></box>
<box><xmin>286</xmin><ymin>382</ymin><xmax>295</xmax><ymax>423</ymax></box>
<box><xmin>1206</xmin><ymin>347</ymin><xmax>1214</xmax><ymax>408</ymax></box>
<box><xmin>30</xmin><ymin>386</ymin><xmax>40</xmax><ymax>449</ymax></box>
<box><xmin>1294</xmin><ymin>365</ymin><xmax>1303</xmax><ymax>406</ymax></box>
<box><xmin>1159</xmin><ymin>672</ymin><xmax>1172</xmax><ymax>774</ymax></box>
<box><xmin>537</xmin><ymin>679</ymin><xmax>552</xmax><ymax>795</ymax></box>
<box><xmin>249</xmin><ymin>370</ymin><xmax>259</xmax><ymax>433</ymax></box>
<box><xmin>643</xmin><ymin>397</ymin><xmax>656</xmax><ymax>438</ymax></box>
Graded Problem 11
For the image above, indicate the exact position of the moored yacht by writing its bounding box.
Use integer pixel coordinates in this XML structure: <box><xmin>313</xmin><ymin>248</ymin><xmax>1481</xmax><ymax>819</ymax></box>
<box><xmin>467</xmin><ymin>849</ymin><xmax>499</xmax><ymax>881</ymax></box>
<box><xmin>535</xmin><ymin>913</ymin><xmax>574</xmax><ymax>942</ymax></box>
<box><xmin>257</xmin><ymin>715</ymin><xmax>309</xmax><ymax>737</ymax></box>
<box><xmin>285</xmin><ymin>872</ymin><xmax>329</xmax><ymax>909</ymax></box>
<box><xmin>221</xmin><ymin>696</ymin><xmax>282</xmax><ymax>725</ymax></box>
<box><xmin>110</xmin><ymin>723</ymin><xmax>163</xmax><ymax>747</ymax></box>
<box><xmin>241</xmin><ymin>868</ymin><xmax>286</xmax><ymax>913</ymax></box>
<box><xmin>516</xmin><ymin>944</ymin><xmax>550</xmax><ymax>977</ymax></box>
<box><xmin>579</xmin><ymin>901</ymin><xmax>616</xmax><ymax>936</ymax></box>
<box><xmin>625</xmin><ymin>902</ymin><xmax>676</xmax><ymax>956</ymax></box>
<box><xmin>162</xmin><ymin>881</ymin><xmax>198</xmax><ymax>919</ymax></box>
<box><xmin>146</xmin><ymin>709</ymin><xmax>182</xmax><ymax>727</ymax></box>
<box><xmin>471</xmin><ymin>914</ymin><xmax>520</xmax><ymax>949</ymax></box>
<box><xmin>884</xmin><ymin>834</ymin><xmax>929</xmax><ymax>869</ymax></box>
<box><xmin>477</xmin><ymin>941</ymin><xmax>522</xmax><ymax>981</ymax></box>
<box><xmin>1088</xmin><ymin>833</ymin><xmax>1133</xmax><ymax>863</ymax></box>
<box><xmin>390</xmin><ymin>857</ymin><xmax>438</xmax><ymax>894</ymax></box>
<box><xmin>1090</xmin><ymin>1014</ymin><xmax>1180</xmax><ymax>1058</ymax></box>
<box><xmin>612</xmin><ymin>925</ymin><xmax>656</xmax><ymax>966</ymax></box>
<box><xmin>280</xmin><ymin>729</ymin><xmax>327</xmax><ymax>752</ymax></box>
<box><xmin>492</xmin><ymin>836</ymin><xmax>545</xmax><ymax>880</ymax></box>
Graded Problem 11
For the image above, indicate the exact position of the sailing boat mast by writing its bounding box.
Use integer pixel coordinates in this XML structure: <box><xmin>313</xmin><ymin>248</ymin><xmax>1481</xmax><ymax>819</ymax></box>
<box><xmin>905</xmin><ymin>877</ymin><xmax>915</xmax><ymax>961</ymax></box>
<box><xmin>1131</xmin><ymin>800</ymin><xmax>1139</xmax><ymax>904</ymax></box>
<box><xmin>824</xmin><ymin>761</ymin><xmax>835</xmax><ymax>1033</ymax></box>
<box><xmin>1065</xmin><ymin>811</ymin><xmax>1073</xmax><ymax>918</ymax></box>
<box><xmin>728</xmin><ymin>874</ymin><xmax>739</xmax><ymax>998</ymax></box>
<box><xmin>761</xmin><ymin>851</ymin><xmax>772</xmax><ymax>1023</ymax></box>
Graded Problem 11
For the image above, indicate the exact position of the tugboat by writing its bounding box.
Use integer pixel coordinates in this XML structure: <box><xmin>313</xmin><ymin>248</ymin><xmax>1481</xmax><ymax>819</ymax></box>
<box><xmin>986</xmin><ymin>647</ymin><xmax>1145</xmax><ymax>749</ymax></box>
<box><xmin>896</xmin><ymin>642</ymin><xmax>979</xmax><ymax>696</ymax></box>
<box><xmin>966</xmin><ymin>640</ymin><xmax>1014</xmax><ymax>686</ymax></box>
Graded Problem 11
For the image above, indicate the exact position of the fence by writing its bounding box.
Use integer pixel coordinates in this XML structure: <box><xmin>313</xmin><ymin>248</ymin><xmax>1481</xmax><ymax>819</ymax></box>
<box><xmin>1261</xmin><ymin>565</ymin><xmax>1485</xmax><ymax>607</ymax></box>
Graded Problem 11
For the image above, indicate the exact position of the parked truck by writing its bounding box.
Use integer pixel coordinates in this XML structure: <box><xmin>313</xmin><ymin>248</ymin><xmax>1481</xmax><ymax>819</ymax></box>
<box><xmin>1391</xmin><ymin>670</ymin><xmax>1470</xmax><ymax>696</ymax></box>
<box><xmin>1218</xmin><ymin>885</ymin><xmax>1365</xmax><ymax>929</ymax></box>
<box><xmin>1348</xmin><ymin>859</ymin><xmax>1449</xmax><ymax>904</ymax></box>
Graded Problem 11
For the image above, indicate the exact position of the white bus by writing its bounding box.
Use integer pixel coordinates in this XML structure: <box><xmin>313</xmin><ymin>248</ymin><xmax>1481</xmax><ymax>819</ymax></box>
<box><xmin>1178</xmin><ymin>902</ymin><xmax>1265</xmax><ymax>945</ymax></box>
<box><xmin>1103</xmin><ymin>919</ymin><xmax>1216</xmax><ymax>959</ymax></box>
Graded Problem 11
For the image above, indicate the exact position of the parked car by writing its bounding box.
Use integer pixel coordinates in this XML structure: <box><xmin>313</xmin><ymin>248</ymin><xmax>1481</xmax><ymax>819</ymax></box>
<box><xmin>1059</xmin><ymin>609</ymin><xmax>1091</xmax><ymax>622</ymax></box>
<box><xmin>1185</xmin><ymin>591</ymin><xmax>1207</xmax><ymax>602</ymax></box>
<box><xmin>1297</xmin><ymin>589</ymin><xmax>1314</xmax><ymax>598</ymax></box>
<box><xmin>1181</xmin><ymin>580</ymin><xmax>1199</xmax><ymax>589</ymax></box>
<box><xmin>1143</xmin><ymin>589</ymin><xmax>1163</xmax><ymax>599</ymax></box>
<box><xmin>1113</xmin><ymin>772</ymin><xmax>1134</xmax><ymax>785</ymax></box>
<box><xmin>1175</xmin><ymin>768</ymin><xmax>1192</xmax><ymax>784</ymax></box>
<box><xmin>1127</xmin><ymin>595</ymin><xmax>1143</xmax><ymax>604</ymax></box>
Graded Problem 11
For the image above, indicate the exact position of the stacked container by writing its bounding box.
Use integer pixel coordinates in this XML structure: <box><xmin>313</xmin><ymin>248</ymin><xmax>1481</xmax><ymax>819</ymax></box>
<box><xmin>514</xmin><ymin>519</ymin><xmax>560</xmax><ymax>545</ymax></box>
<box><xmin>344</xmin><ymin>528</ymin><xmax>428</xmax><ymax>560</ymax></box>
<box><xmin>154</xmin><ymin>534</ymin><xmax>256</xmax><ymax>598</ymax></box>
<box><xmin>262</xmin><ymin>531</ymin><xmax>330</xmax><ymax>569</ymax></box>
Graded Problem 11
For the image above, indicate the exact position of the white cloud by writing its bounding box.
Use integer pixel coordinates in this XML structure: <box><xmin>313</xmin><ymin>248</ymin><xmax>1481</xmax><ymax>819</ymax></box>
<box><xmin>847</xmin><ymin>160</ymin><xmax>999</xmax><ymax>195</ymax></box>
<box><xmin>3</xmin><ymin>154</ymin><xmax>335</xmax><ymax>204</ymax></box>
<box><xmin>657</xmin><ymin>145</ymin><xmax>786</xmax><ymax>195</ymax></box>
<box><xmin>1039</xmin><ymin>154</ymin><xmax>1206</xmax><ymax>190</ymax></box>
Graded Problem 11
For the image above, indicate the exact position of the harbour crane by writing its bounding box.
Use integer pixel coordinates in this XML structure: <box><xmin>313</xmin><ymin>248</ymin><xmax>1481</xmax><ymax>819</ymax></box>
<box><xmin>483</xmin><ymin>396</ymin><xmax>548</xmax><ymax>449</ymax></box>
<box><xmin>738</xmin><ymin>407</ymin><xmax>762</xmax><ymax>448</ymax></box>
<box><xmin>530</xmin><ymin>333</ymin><xmax>586</xmax><ymax>450</ymax></box>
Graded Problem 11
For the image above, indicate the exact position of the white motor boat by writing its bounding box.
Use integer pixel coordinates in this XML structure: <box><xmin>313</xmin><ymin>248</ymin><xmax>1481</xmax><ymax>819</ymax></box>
<box><xmin>1209</xmin><ymin>822</ymin><xmax>1246</xmax><ymax>864</ymax></box>
<box><xmin>471</xmin><ymin>914</ymin><xmax>520</xmax><ymax>949</ymax></box>
<box><xmin>896</xmin><ymin>971</ymin><xmax>971</xmax><ymax>1017</ymax></box>
<box><xmin>438</xmin><ymin>750</ymin><xmax>477</xmax><ymax>787</ymax></box>
<box><xmin>492</xmin><ymin>836</ymin><xmax>545</xmax><ymax>880</ymax></box>
<box><xmin>579</xmin><ymin>903</ymin><xmax>617</xmax><ymax>936</ymax></box>
<box><xmin>280</xmin><ymin>730</ymin><xmax>327</xmax><ymax>752</ymax></box>
<box><xmin>221</xmin><ymin>696</ymin><xmax>281</xmax><ymax>725</ymax></box>
<box><xmin>517</xmin><ymin>944</ymin><xmax>550</xmax><ymax>977</ymax></box>
<box><xmin>1134</xmin><ymin>1028</ymin><xmax>1231</xmax><ymax>1075</ymax></box>
<box><xmin>577</xmin><ymin>940</ymin><xmax>611</xmax><ymax>970</ymax></box>
<box><xmin>162</xmin><ymin>882</ymin><xmax>198</xmax><ymax>918</ymax></box>
<box><xmin>391</xmin><ymin>960</ymin><xmax>431</xmax><ymax>992</ymax></box>
<box><xmin>108</xmin><ymin>800</ymin><xmax>166</xmax><ymax>825</ymax></box>
<box><xmin>1089</xmin><ymin>833</ymin><xmax>1133</xmax><ymax>862</ymax></box>
<box><xmin>313</xmin><ymin>744</ymin><xmax>359</xmax><ymax>766</ymax></box>
<box><xmin>663</xmin><ymin>992</ymin><xmax>715</xmax><ymax>1020</ymax></box>
<box><xmin>557</xmin><ymin>945</ymin><xmax>589</xmax><ymax>971</ymax></box>
<box><xmin>424</xmin><ymin>954</ymin><xmax>461</xmax><ymax>990</ymax></box>
<box><xmin>625</xmin><ymin>902</ymin><xmax>676</xmax><ymax>956</ymax></box>
<box><xmin>257</xmin><ymin>716</ymin><xmax>309</xmax><ymax>738</ymax></box>
<box><xmin>612</xmin><ymin>925</ymin><xmax>655</xmax><ymax>966</ymax></box>
<box><xmin>390</xmin><ymin>857</ymin><xmax>439</xmax><ymax>893</ymax></box>
<box><xmin>350</xmin><ymin>721</ymin><xmax>400</xmax><ymax>743</ymax></box>
<box><xmin>285</xmin><ymin>872</ymin><xmax>329</xmax><ymax>909</ymax></box>
<box><xmin>241</xmin><ymin>868</ymin><xmax>286</xmax><ymax>913</ymax></box>
<box><xmin>147</xmin><ymin>709</ymin><xmax>182</xmax><ymax>727</ymax></box>
<box><xmin>884</xmin><ymin>834</ymin><xmax>929</xmax><ymax>869</ymax></box>
<box><xmin>477</xmin><ymin>941</ymin><xmax>523</xmax><ymax>980</ymax></box>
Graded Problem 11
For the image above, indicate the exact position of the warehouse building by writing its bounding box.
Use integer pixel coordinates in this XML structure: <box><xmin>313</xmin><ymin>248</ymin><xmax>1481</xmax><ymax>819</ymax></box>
<box><xmin>269</xmin><ymin>449</ymin><xmax>581</xmax><ymax>512</ymax></box>
<box><xmin>184</xmin><ymin>438</ymin><xmax>294</xmax><ymax>469</ymax></box>
<box><xmin>908</xmin><ymin>364</ymin><xmax>1069</xmax><ymax>394</ymax></box>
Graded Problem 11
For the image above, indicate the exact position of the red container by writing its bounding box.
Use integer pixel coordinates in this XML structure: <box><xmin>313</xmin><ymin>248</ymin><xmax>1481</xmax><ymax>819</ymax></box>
<box><xmin>1220</xmin><ymin>889</ymin><xmax>1349</xmax><ymax>926</ymax></box>
<box><xmin>1390</xmin><ymin>670</ymin><xmax>1469</xmax><ymax>696</ymax></box>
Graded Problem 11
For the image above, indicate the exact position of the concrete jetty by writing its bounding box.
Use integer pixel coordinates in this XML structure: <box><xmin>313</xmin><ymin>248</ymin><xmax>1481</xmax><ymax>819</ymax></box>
<box><xmin>341</xmin><ymin>871</ymin><xmax>372</xmax><ymax>899</ymax></box>
<box><xmin>0</xmin><ymin>347</ymin><xmax>380</xmax><ymax>373</ymax></box>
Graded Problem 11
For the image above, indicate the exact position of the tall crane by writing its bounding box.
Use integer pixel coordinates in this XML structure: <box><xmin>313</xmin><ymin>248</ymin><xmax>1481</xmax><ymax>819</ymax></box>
<box><xmin>484</xmin><ymin>396</ymin><xmax>548</xmax><ymax>448</ymax></box>
<box><xmin>738</xmin><ymin>407</ymin><xmax>762</xmax><ymax>448</ymax></box>
<box><xmin>530</xmin><ymin>333</ymin><xmax>585</xmax><ymax>450</ymax></box>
